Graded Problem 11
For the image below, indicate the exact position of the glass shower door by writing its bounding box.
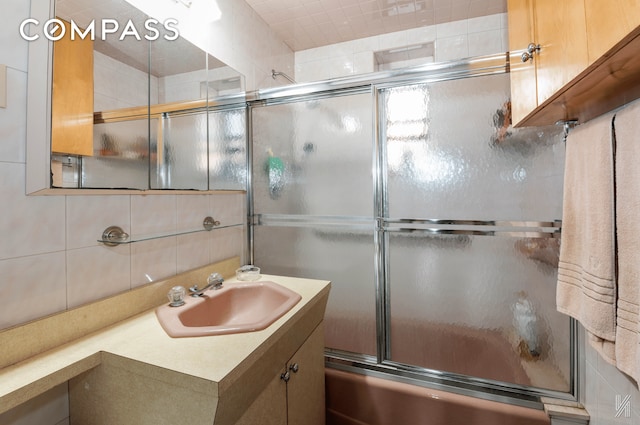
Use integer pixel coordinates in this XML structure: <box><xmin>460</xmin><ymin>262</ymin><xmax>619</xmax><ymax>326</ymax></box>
<box><xmin>251</xmin><ymin>91</ymin><xmax>377</xmax><ymax>356</ymax></box>
<box><xmin>249</xmin><ymin>59</ymin><xmax>574</xmax><ymax>401</ymax></box>
<box><xmin>380</xmin><ymin>74</ymin><xmax>570</xmax><ymax>392</ymax></box>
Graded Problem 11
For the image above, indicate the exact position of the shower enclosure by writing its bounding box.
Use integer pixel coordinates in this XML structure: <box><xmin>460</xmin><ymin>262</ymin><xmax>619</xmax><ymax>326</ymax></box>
<box><xmin>249</xmin><ymin>55</ymin><xmax>573</xmax><ymax>406</ymax></box>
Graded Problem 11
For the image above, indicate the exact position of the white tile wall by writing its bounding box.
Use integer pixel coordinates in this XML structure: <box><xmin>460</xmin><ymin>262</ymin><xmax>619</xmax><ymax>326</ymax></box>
<box><xmin>0</xmin><ymin>1</ymin><xmax>29</xmax><ymax>72</ymax></box>
<box><xmin>211</xmin><ymin>192</ymin><xmax>246</xmax><ymax>227</ymax></box>
<box><xmin>177</xmin><ymin>195</ymin><xmax>210</xmax><ymax>232</ymax></box>
<box><xmin>130</xmin><ymin>195</ymin><xmax>178</xmax><ymax>238</ymax></box>
<box><xmin>177</xmin><ymin>231</ymin><xmax>211</xmax><ymax>274</ymax></box>
<box><xmin>0</xmin><ymin>163</ymin><xmax>66</xmax><ymax>259</ymax></box>
<box><xmin>131</xmin><ymin>237</ymin><xmax>177</xmax><ymax>288</ymax></box>
<box><xmin>159</xmin><ymin>69</ymin><xmax>207</xmax><ymax>103</ymax></box>
<box><xmin>294</xmin><ymin>13</ymin><xmax>509</xmax><ymax>83</ymax></box>
<box><xmin>0</xmin><ymin>68</ymin><xmax>27</xmax><ymax>163</ymax></box>
<box><xmin>0</xmin><ymin>252</ymin><xmax>67</xmax><ymax>329</ymax></box>
<box><xmin>93</xmin><ymin>51</ymin><xmax>159</xmax><ymax>111</ymax></box>
<box><xmin>66</xmin><ymin>244</ymin><xmax>132</xmax><ymax>308</ymax></box>
<box><xmin>210</xmin><ymin>225</ymin><xmax>245</xmax><ymax>264</ymax></box>
<box><xmin>66</xmin><ymin>195</ymin><xmax>131</xmax><ymax>250</ymax></box>
<box><xmin>581</xmin><ymin>324</ymin><xmax>640</xmax><ymax>424</ymax></box>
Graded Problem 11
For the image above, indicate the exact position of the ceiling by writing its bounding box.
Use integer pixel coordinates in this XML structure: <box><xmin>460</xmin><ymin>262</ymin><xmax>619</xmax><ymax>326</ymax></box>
<box><xmin>245</xmin><ymin>0</ymin><xmax>507</xmax><ymax>51</ymax></box>
<box><xmin>55</xmin><ymin>0</ymin><xmax>507</xmax><ymax>74</ymax></box>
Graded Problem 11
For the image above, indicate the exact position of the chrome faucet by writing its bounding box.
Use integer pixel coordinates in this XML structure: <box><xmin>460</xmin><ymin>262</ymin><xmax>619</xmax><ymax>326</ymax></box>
<box><xmin>189</xmin><ymin>272</ymin><xmax>224</xmax><ymax>297</ymax></box>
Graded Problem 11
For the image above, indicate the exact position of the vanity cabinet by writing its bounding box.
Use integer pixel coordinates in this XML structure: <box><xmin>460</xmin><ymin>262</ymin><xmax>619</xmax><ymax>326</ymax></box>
<box><xmin>285</xmin><ymin>323</ymin><xmax>325</xmax><ymax>425</ymax></box>
<box><xmin>236</xmin><ymin>323</ymin><xmax>325</xmax><ymax>425</ymax></box>
<box><xmin>68</xmin><ymin>322</ymin><xmax>327</xmax><ymax>425</ymax></box>
<box><xmin>51</xmin><ymin>18</ymin><xmax>94</xmax><ymax>156</ymax></box>
<box><xmin>508</xmin><ymin>0</ymin><xmax>640</xmax><ymax>127</ymax></box>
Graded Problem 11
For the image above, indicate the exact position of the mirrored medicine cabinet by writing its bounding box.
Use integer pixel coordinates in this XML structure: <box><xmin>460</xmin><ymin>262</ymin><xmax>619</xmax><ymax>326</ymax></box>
<box><xmin>26</xmin><ymin>0</ymin><xmax>248</xmax><ymax>194</ymax></box>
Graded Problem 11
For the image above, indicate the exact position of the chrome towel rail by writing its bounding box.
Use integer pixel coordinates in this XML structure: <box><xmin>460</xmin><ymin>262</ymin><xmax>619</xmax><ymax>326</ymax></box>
<box><xmin>253</xmin><ymin>214</ymin><xmax>561</xmax><ymax>238</ymax></box>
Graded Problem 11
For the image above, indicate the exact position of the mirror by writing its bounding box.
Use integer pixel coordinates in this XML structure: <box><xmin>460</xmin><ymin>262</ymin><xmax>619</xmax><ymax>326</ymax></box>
<box><xmin>45</xmin><ymin>0</ymin><xmax>246</xmax><ymax>190</ymax></box>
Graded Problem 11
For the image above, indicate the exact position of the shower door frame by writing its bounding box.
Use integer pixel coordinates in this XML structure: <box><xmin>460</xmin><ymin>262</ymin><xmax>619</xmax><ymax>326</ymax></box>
<box><xmin>245</xmin><ymin>53</ymin><xmax>580</xmax><ymax>408</ymax></box>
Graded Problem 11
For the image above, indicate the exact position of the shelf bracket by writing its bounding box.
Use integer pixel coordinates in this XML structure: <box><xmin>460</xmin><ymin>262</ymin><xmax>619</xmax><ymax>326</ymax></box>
<box><xmin>101</xmin><ymin>226</ymin><xmax>129</xmax><ymax>246</ymax></box>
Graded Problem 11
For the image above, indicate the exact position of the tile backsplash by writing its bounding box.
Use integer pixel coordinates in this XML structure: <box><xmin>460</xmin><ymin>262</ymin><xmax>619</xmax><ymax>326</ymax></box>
<box><xmin>0</xmin><ymin>191</ymin><xmax>246</xmax><ymax>328</ymax></box>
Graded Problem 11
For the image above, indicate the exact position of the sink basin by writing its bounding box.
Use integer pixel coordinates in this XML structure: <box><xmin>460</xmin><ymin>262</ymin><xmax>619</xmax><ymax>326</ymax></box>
<box><xmin>156</xmin><ymin>281</ymin><xmax>302</xmax><ymax>338</ymax></box>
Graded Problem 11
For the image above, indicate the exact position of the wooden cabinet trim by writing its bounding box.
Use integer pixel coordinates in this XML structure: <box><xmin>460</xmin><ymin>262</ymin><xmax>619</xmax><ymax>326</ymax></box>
<box><xmin>516</xmin><ymin>24</ymin><xmax>640</xmax><ymax>127</ymax></box>
<box><xmin>51</xmin><ymin>18</ymin><xmax>94</xmax><ymax>156</ymax></box>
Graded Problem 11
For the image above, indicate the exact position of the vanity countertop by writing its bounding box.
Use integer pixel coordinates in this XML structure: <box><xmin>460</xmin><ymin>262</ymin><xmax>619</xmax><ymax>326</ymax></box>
<box><xmin>0</xmin><ymin>272</ymin><xmax>331</xmax><ymax>422</ymax></box>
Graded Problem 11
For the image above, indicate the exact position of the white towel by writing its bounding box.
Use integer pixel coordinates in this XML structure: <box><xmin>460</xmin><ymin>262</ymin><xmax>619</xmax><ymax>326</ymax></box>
<box><xmin>613</xmin><ymin>100</ymin><xmax>640</xmax><ymax>383</ymax></box>
<box><xmin>556</xmin><ymin>112</ymin><xmax>617</xmax><ymax>364</ymax></box>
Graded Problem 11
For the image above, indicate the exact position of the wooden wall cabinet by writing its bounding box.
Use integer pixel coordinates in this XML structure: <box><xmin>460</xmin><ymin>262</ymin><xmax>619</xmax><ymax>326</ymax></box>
<box><xmin>531</xmin><ymin>0</ymin><xmax>588</xmax><ymax>105</ymax></box>
<box><xmin>508</xmin><ymin>0</ymin><xmax>588</xmax><ymax>125</ymax></box>
<box><xmin>508</xmin><ymin>0</ymin><xmax>640</xmax><ymax>127</ymax></box>
<box><xmin>507</xmin><ymin>0</ymin><xmax>537</xmax><ymax>124</ymax></box>
<box><xmin>51</xmin><ymin>19</ymin><xmax>94</xmax><ymax>156</ymax></box>
<box><xmin>584</xmin><ymin>0</ymin><xmax>640</xmax><ymax>63</ymax></box>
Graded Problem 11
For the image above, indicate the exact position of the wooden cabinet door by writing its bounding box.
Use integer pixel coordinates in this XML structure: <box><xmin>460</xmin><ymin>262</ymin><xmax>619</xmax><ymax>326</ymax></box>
<box><xmin>235</xmin><ymin>371</ymin><xmax>287</xmax><ymax>425</ymax></box>
<box><xmin>286</xmin><ymin>324</ymin><xmax>325</xmax><ymax>425</ymax></box>
<box><xmin>234</xmin><ymin>323</ymin><xmax>325</xmax><ymax>425</ymax></box>
<box><xmin>584</xmin><ymin>0</ymin><xmax>640</xmax><ymax>63</ymax></box>
<box><xmin>507</xmin><ymin>0</ymin><xmax>538</xmax><ymax>125</ymax></box>
<box><xmin>51</xmin><ymin>19</ymin><xmax>94</xmax><ymax>156</ymax></box>
<box><xmin>533</xmin><ymin>0</ymin><xmax>588</xmax><ymax>105</ymax></box>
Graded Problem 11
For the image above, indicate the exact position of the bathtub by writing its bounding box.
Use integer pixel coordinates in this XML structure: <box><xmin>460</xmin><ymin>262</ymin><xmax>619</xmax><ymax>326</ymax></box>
<box><xmin>325</xmin><ymin>368</ymin><xmax>550</xmax><ymax>425</ymax></box>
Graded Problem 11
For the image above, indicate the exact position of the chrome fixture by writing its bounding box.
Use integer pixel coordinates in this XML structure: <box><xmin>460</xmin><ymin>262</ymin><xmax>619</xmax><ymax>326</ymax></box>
<box><xmin>167</xmin><ymin>286</ymin><xmax>186</xmax><ymax>307</ymax></box>
<box><xmin>556</xmin><ymin>119</ymin><xmax>579</xmax><ymax>143</ymax></box>
<box><xmin>203</xmin><ymin>216</ymin><xmax>221</xmax><ymax>231</ymax></box>
<box><xmin>521</xmin><ymin>43</ymin><xmax>541</xmax><ymax>62</ymax></box>
<box><xmin>101</xmin><ymin>226</ymin><xmax>129</xmax><ymax>246</ymax></box>
<box><xmin>271</xmin><ymin>69</ymin><xmax>296</xmax><ymax>84</ymax></box>
<box><xmin>281</xmin><ymin>363</ymin><xmax>299</xmax><ymax>382</ymax></box>
<box><xmin>189</xmin><ymin>272</ymin><xmax>224</xmax><ymax>296</ymax></box>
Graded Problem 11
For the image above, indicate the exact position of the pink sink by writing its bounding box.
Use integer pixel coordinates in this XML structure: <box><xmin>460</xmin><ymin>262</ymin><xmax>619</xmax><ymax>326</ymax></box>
<box><xmin>156</xmin><ymin>281</ymin><xmax>302</xmax><ymax>338</ymax></box>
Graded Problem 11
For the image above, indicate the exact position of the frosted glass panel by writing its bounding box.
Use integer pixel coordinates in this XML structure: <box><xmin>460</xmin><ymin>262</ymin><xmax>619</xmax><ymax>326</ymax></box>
<box><xmin>251</xmin><ymin>93</ymin><xmax>373</xmax><ymax>216</ymax></box>
<box><xmin>209</xmin><ymin>108</ymin><xmax>247</xmax><ymax>190</ymax></box>
<box><xmin>81</xmin><ymin>117</ymin><xmax>155</xmax><ymax>189</ymax></box>
<box><xmin>383</xmin><ymin>74</ymin><xmax>565</xmax><ymax>221</ymax></box>
<box><xmin>249</xmin><ymin>68</ymin><xmax>571</xmax><ymax>398</ymax></box>
<box><xmin>388</xmin><ymin>233</ymin><xmax>570</xmax><ymax>392</ymax></box>
<box><xmin>254</xmin><ymin>225</ymin><xmax>377</xmax><ymax>356</ymax></box>
<box><xmin>152</xmin><ymin>112</ymin><xmax>208</xmax><ymax>190</ymax></box>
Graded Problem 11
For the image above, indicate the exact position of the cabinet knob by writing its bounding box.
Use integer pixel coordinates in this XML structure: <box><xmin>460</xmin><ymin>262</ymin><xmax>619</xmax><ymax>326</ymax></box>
<box><xmin>289</xmin><ymin>363</ymin><xmax>299</xmax><ymax>373</ymax></box>
<box><xmin>280</xmin><ymin>371</ymin><xmax>291</xmax><ymax>382</ymax></box>
<box><xmin>521</xmin><ymin>43</ymin><xmax>541</xmax><ymax>62</ymax></box>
